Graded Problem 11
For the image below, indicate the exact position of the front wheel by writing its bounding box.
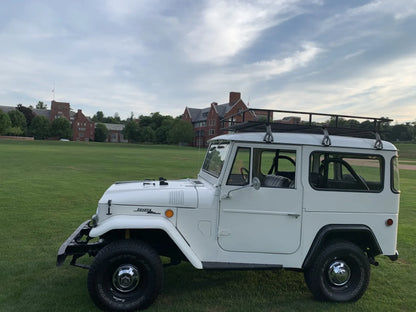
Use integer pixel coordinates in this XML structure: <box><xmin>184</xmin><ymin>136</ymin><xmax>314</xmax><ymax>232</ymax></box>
<box><xmin>304</xmin><ymin>241</ymin><xmax>370</xmax><ymax>302</ymax></box>
<box><xmin>87</xmin><ymin>240</ymin><xmax>163</xmax><ymax>311</ymax></box>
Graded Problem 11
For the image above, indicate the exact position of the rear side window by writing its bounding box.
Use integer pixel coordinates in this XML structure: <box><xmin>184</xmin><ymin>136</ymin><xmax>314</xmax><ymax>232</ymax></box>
<box><xmin>391</xmin><ymin>156</ymin><xmax>400</xmax><ymax>193</ymax></box>
<box><xmin>309</xmin><ymin>152</ymin><xmax>384</xmax><ymax>192</ymax></box>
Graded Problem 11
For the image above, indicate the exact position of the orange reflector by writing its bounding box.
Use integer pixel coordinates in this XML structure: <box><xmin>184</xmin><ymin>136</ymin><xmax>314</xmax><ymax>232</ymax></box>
<box><xmin>386</xmin><ymin>219</ymin><xmax>394</xmax><ymax>226</ymax></box>
<box><xmin>165</xmin><ymin>209</ymin><xmax>174</xmax><ymax>218</ymax></box>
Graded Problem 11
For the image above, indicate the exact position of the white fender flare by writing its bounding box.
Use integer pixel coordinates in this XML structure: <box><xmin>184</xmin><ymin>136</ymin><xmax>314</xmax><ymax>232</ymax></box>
<box><xmin>89</xmin><ymin>215</ymin><xmax>203</xmax><ymax>269</ymax></box>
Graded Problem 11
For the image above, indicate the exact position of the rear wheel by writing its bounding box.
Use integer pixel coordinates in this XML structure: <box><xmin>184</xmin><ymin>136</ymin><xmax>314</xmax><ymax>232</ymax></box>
<box><xmin>88</xmin><ymin>240</ymin><xmax>163</xmax><ymax>311</ymax></box>
<box><xmin>304</xmin><ymin>241</ymin><xmax>370</xmax><ymax>302</ymax></box>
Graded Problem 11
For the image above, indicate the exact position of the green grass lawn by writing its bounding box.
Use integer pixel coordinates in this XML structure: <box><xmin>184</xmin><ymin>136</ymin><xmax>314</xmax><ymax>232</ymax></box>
<box><xmin>0</xmin><ymin>140</ymin><xmax>415</xmax><ymax>312</ymax></box>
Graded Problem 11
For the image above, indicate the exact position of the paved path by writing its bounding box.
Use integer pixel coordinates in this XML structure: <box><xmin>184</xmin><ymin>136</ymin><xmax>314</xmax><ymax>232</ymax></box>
<box><xmin>399</xmin><ymin>163</ymin><xmax>416</xmax><ymax>170</ymax></box>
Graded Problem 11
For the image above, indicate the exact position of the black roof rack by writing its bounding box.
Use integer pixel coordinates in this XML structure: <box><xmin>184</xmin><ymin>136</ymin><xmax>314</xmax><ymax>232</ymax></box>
<box><xmin>220</xmin><ymin>108</ymin><xmax>393</xmax><ymax>149</ymax></box>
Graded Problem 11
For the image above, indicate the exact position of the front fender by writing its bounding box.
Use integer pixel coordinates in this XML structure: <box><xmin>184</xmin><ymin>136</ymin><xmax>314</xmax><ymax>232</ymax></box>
<box><xmin>89</xmin><ymin>215</ymin><xmax>203</xmax><ymax>269</ymax></box>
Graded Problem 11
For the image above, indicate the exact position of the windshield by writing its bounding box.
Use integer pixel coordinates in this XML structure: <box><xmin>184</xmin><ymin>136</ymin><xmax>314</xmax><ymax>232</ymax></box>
<box><xmin>202</xmin><ymin>143</ymin><xmax>230</xmax><ymax>178</ymax></box>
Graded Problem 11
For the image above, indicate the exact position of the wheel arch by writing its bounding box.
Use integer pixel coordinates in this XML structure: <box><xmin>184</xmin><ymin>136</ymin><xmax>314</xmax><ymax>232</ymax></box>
<box><xmin>102</xmin><ymin>229</ymin><xmax>187</xmax><ymax>261</ymax></box>
<box><xmin>302</xmin><ymin>224</ymin><xmax>382</xmax><ymax>269</ymax></box>
<box><xmin>89</xmin><ymin>215</ymin><xmax>203</xmax><ymax>269</ymax></box>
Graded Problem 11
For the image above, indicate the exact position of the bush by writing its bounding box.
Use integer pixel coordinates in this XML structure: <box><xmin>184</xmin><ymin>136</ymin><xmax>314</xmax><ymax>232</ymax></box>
<box><xmin>94</xmin><ymin>123</ymin><xmax>109</xmax><ymax>142</ymax></box>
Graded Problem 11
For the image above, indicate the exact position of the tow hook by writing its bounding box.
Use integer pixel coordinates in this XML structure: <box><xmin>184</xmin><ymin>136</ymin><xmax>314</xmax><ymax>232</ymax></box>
<box><xmin>368</xmin><ymin>256</ymin><xmax>379</xmax><ymax>266</ymax></box>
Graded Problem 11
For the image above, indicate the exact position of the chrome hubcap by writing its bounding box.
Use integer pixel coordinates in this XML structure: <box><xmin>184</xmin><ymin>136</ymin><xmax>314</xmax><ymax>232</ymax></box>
<box><xmin>112</xmin><ymin>265</ymin><xmax>140</xmax><ymax>293</ymax></box>
<box><xmin>328</xmin><ymin>260</ymin><xmax>351</xmax><ymax>286</ymax></box>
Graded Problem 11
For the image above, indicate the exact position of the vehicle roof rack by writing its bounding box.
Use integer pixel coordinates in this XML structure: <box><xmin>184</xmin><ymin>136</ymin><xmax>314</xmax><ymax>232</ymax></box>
<box><xmin>220</xmin><ymin>108</ymin><xmax>392</xmax><ymax>150</ymax></box>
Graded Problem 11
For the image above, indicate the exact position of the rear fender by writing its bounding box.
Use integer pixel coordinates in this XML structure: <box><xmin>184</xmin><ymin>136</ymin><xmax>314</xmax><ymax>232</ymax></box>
<box><xmin>89</xmin><ymin>215</ymin><xmax>203</xmax><ymax>269</ymax></box>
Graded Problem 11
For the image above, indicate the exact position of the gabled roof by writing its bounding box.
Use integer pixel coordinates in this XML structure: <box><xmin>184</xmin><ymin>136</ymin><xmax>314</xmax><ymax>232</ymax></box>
<box><xmin>0</xmin><ymin>105</ymin><xmax>16</xmax><ymax>113</ymax></box>
<box><xmin>102</xmin><ymin>123</ymin><xmax>124</xmax><ymax>131</ymax></box>
<box><xmin>186</xmin><ymin>106</ymin><xmax>211</xmax><ymax>122</ymax></box>
<box><xmin>32</xmin><ymin>108</ymin><xmax>51</xmax><ymax>119</ymax></box>
<box><xmin>186</xmin><ymin>98</ymin><xmax>243</xmax><ymax>123</ymax></box>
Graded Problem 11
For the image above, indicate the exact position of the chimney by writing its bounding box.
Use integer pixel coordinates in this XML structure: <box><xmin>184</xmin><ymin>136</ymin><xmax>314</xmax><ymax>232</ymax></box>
<box><xmin>229</xmin><ymin>92</ymin><xmax>241</xmax><ymax>106</ymax></box>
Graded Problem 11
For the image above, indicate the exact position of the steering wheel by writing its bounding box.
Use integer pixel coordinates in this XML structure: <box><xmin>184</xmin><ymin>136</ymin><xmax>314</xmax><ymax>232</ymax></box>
<box><xmin>319</xmin><ymin>159</ymin><xmax>370</xmax><ymax>190</ymax></box>
<box><xmin>278</xmin><ymin>155</ymin><xmax>296</xmax><ymax>166</ymax></box>
<box><xmin>240</xmin><ymin>167</ymin><xmax>249</xmax><ymax>184</ymax></box>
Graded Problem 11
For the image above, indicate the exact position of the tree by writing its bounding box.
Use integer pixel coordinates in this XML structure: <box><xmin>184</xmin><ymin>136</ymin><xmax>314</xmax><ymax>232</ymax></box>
<box><xmin>50</xmin><ymin>117</ymin><xmax>72</xmax><ymax>139</ymax></box>
<box><xmin>155</xmin><ymin>117</ymin><xmax>174</xmax><ymax>144</ymax></box>
<box><xmin>95</xmin><ymin>123</ymin><xmax>109</xmax><ymax>142</ymax></box>
<box><xmin>92</xmin><ymin>111</ymin><xmax>122</xmax><ymax>124</ymax></box>
<box><xmin>391</xmin><ymin>124</ymin><xmax>414</xmax><ymax>141</ymax></box>
<box><xmin>167</xmin><ymin>119</ymin><xmax>194</xmax><ymax>145</ymax></box>
<box><xmin>0</xmin><ymin>110</ymin><xmax>12</xmax><ymax>135</ymax></box>
<box><xmin>36</xmin><ymin>101</ymin><xmax>47</xmax><ymax>109</ymax></box>
<box><xmin>30</xmin><ymin>115</ymin><xmax>50</xmax><ymax>139</ymax></box>
<box><xmin>123</xmin><ymin>120</ymin><xmax>140</xmax><ymax>142</ymax></box>
<box><xmin>8</xmin><ymin>110</ymin><xmax>26</xmax><ymax>134</ymax></box>
<box><xmin>92</xmin><ymin>111</ymin><xmax>104</xmax><ymax>123</ymax></box>
<box><xmin>139</xmin><ymin>126</ymin><xmax>156</xmax><ymax>143</ymax></box>
<box><xmin>17</xmin><ymin>104</ymin><xmax>35</xmax><ymax>128</ymax></box>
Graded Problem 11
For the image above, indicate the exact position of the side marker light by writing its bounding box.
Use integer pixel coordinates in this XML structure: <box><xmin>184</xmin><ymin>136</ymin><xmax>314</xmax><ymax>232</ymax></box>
<box><xmin>165</xmin><ymin>209</ymin><xmax>174</xmax><ymax>218</ymax></box>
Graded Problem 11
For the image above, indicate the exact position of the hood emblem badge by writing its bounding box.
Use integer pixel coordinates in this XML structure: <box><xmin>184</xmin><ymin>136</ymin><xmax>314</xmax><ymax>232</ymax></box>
<box><xmin>133</xmin><ymin>208</ymin><xmax>161</xmax><ymax>215</ymax></box>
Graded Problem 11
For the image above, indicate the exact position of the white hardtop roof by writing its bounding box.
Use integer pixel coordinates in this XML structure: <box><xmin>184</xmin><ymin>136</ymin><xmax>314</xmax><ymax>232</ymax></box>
<box><xmin>209</xmin><ymin>132</ymin><xmax>397</xmax><ymax>151</ymax></box>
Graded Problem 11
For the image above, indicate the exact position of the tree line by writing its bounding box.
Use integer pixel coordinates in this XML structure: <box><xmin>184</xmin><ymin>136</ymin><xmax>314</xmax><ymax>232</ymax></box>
<box><xmin>121</xmin><ymin>112</ymin><xmax>193</xmax><ymax>145</ymax></box>
<box><xmin>0</xmin><ymin>105</ymin><xmax>194</xmax><ymax>144</ymax></box>
<box><xmin>0</xmin><ymin>104</ymin><xmax>72</xmax><ymax>140</ymax></box>
<box><xmin>1</xmin><ymin>104</ymin><xmax>415</xmax><ymax>144</ymax></box>
<box><xmin>326</xmin><ymin>117</ymin><xmax>416</xmax><ymax>142</ymax></box>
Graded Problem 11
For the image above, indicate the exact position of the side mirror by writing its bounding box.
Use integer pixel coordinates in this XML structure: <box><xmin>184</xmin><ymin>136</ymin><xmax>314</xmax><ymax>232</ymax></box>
<box><xmin>252</xmin><ymin>177</ymin><xmax>261</xmax><ymax>190</ymax></box>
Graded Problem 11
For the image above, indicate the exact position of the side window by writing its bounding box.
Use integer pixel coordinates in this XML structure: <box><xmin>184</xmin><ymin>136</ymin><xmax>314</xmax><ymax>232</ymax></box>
<box><xmin>227</xmin><ymin>147</ymin><xmax>251</xmax><ymax>186</ymax></box>
<box><xmin>257</xmin><ymin>149</ymin><xmax>296</xmax><ymax>188</ymax></box>
<box><xmin>391</xmin><ymin>156</ymin><xmax>400</xmax><ymax>193</ymax></box>
<box><xmin>309</xmin><ymin>152</ymin><xmax>383</xmax><ymax>192</ymax></box>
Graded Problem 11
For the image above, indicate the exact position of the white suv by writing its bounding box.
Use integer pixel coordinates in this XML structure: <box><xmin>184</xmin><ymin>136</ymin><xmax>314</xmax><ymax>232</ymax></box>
<box><xmin>57</xmin><ymin>109</ymin><xmax>400</xmax><ymax>311</ymax></box>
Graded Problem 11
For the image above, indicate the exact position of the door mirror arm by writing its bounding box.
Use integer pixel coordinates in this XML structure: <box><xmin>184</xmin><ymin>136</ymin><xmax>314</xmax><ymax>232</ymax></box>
<box><xmin>222</xmin><ymin>177</ymin><xmax>261</xmax><ymax>199</ymax></box>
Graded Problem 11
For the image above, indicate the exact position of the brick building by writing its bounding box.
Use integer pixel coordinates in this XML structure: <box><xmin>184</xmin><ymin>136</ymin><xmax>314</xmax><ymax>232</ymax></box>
<box><xmin>72</xmin><ymin>109</ymin><xmax>95</xmax><ymax>141</ymax></box>
<box><xmin>182</xmin><ymin>92</ymin><xmax>257</xmax><ymax>147</ymax></box>
<box><xmin>50</xmin><ymin>101</ymin><xmax>95</xmax><ymax>141</ymax></box>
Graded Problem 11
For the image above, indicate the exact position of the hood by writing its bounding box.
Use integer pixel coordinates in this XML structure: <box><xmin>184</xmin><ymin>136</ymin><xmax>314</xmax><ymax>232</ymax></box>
<box><xmin>98</xmin><ymin>179</ymin><xmax>199</xmax><ymax>208</ymax></box>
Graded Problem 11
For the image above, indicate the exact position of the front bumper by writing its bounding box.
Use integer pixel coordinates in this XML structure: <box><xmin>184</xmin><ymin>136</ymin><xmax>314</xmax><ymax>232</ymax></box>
<box><xmin>56</xmin><ymin>220</ymin><xmax>104</xmax><ymax>268</ymax></box>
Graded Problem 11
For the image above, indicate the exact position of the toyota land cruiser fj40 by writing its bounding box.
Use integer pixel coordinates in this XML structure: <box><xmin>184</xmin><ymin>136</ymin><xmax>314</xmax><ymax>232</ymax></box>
<box><xmin>57</xmin><ymin>109</ymin><xmax>399</xmax><ymax>311</ymax></box>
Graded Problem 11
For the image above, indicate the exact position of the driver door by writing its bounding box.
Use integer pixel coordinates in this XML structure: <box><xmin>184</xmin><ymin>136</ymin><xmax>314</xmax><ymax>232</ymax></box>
<box><xmin>218</xmin><ymin>145</ymin><xmax>303</xmax><ymax>254</ymax></box>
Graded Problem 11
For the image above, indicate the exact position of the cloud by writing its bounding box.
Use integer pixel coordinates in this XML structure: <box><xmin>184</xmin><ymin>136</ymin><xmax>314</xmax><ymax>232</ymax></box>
<box><xmin>348</xmin><ymin>0</ymin><xmax>416</xmax><ymax>20</ymax></box>
<box><xmin>183</xmin><ymin>0</ymin><xmax>314</xmax><ymax>64</ymax></box>
<box><xmin>193</xmin><ymin>41</ymin><xmax>323</xmax><ymax>91</ymax></box>
<box><xmin>256</xmin><ymin>55</ymin><xmax>416</xmax><ymax>123</ymax></box>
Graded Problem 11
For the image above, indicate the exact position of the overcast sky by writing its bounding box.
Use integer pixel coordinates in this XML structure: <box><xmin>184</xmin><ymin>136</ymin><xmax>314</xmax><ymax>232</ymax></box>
<box><xmin>1</xmin><ymin>0</ymin><xmax>415</xmax><ymax>123</ymax></box>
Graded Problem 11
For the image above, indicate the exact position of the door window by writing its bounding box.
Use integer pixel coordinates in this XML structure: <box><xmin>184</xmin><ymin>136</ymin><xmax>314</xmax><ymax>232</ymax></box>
<box><xmin>256</xmin><ymin>149</ymin><xmax>296</xmax><ymax>188</ymax></box>
<box><xmin>226</xmin><ymin>147</ymin><xmax>251</xmax><ymax>186</ymax></box>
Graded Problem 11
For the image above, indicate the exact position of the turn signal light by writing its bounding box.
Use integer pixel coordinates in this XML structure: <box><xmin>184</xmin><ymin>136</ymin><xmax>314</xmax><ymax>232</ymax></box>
<box><xmin>165</xmin><ymin>209</ymin><xmax>174</xmax><ymax>218</ymax></box>
<box><xmin>386</xmin><ymin>219</ymin><xmax>394</xmax><ymax>226</ymax></box>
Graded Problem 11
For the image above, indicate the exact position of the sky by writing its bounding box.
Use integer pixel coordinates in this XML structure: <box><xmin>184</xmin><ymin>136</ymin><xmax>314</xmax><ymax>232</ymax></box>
<box><xmin>1</xmin><ymin>0</ymin><xmax>416</xmax><ymax>123</ymax></box>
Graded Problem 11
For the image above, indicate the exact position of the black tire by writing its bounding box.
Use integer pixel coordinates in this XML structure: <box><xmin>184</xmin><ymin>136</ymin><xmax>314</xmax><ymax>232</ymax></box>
<box><xmin>304</xmin><ymin>240</ymin><xmax>370</xmax><ymax>302</ymax></box>
<box><xmin>87</xmin><ymin>240</ymin><xmax>163</xmax><ymax>311</ymax></box>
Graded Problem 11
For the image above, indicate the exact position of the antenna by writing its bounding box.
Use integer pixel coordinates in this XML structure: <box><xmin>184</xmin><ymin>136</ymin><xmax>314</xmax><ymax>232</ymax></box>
<box><xmin>52</xmin><ymin>82</ymin><xmax>55</xmax><ymax>101</ymax></box>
